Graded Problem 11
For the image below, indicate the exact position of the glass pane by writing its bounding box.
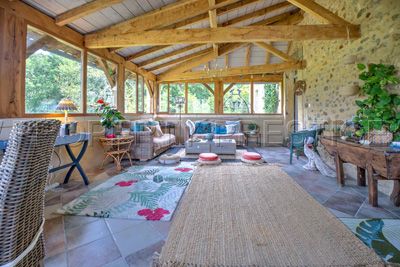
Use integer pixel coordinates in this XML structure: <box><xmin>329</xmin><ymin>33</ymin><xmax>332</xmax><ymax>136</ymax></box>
<box><xmin>159</xmin><ymin>83</ymin><xmax>168</xmax><ymax>113</ymax></box>
<box><xmin>223</xmin><ymin>83</ymin><xmax>251</xmax><ymax>114</ymax></box>
<box><xmin>169</xmin><ymin>83</ymin><xmax>185</xmax><ymax>114</ymax></box>
<box><xmin>187</xmin><ymin>83</ymin><xmax>214</xmax><ymax>113</ymax></box>
<box><xmin>87</xmin><ymin>53</ymin><xmax>117</xmax><ymax>113</ymax></box>
<box><xmin>124</xmin><ymin>70</ymin><xmax>137</xmax><ymax>113</ymax></box>
<box><xmin>253</xmin><ymin>83</ymin><xmax>281</xmax><ymax>114</ymax></box>
<box><xmin>144</xmin><ymin>82</ymin><xmax>151</xmax><ymax>113</ymax></box>
<box><xmin>138</xmin><ymin>75</ymin><xmax>144</xmax><ymax>113</ymax></box>
<box><xmin>25</xmin><ymin>27</ymin><xmax>82</xmax><ymax>113</ymax></box>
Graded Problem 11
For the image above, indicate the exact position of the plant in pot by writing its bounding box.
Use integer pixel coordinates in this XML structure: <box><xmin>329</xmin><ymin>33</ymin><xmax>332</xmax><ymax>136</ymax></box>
<box><xmin>248</xmin><ymin>123</ymin><xmax>258</xmax><ymax>134</ymax></box>
<box><xmin>353</xmin><ymin>63</ymin><xmax>400</xmax><ymax>144</ymax></box>
<box><xmin>95</xmin><ymin>99</ymin><xmax>125</xmax><ymax>138</ymax></box>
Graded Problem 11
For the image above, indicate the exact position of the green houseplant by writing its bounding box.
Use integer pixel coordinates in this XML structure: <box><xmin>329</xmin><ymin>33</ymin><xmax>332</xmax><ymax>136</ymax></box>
<box><xmin>248</xmin><ymin>122</ymin><xmax>258</xmax><ymax>134</ymax></box>
<box><xmin>353</xmin><ymin>63</ymin><xmax>400</xmax><ymax>142</ymax></box>
<box><xmin>95</xmin><ymin>99</ymin><xmax>125</xmax><ymax>136</ymax></box>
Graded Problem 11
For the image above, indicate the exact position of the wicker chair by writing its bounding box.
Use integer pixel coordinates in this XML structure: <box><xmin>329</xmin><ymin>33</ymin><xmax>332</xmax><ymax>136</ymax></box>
<box><xmin>0</xmin><ymin>120</ymin><xmax>60</xmax><ymax>267</ymax></box>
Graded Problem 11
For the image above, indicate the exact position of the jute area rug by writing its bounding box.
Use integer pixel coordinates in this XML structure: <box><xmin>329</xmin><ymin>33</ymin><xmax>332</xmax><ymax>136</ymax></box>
<box><xmin>154</xmin><ymin>164</ymin><xmax>383</xmax><ymax>266</ymax></box>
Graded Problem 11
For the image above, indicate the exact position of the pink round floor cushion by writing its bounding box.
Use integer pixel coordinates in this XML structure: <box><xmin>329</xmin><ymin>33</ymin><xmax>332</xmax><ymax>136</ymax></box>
<box><xmin>243</xmin><ymin>152</ymin><xmax>262</xmax><ymax>161</ymax></box>
<box><xmin>199</xmin><ymin>153</ymin><xmax>219</xmax><ymax>161</ymax></box>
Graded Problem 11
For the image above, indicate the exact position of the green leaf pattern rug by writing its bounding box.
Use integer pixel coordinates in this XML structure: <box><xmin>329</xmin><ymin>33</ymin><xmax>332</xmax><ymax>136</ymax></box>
<box><xmin>58</xmin><ymin>162</ymin><xmax>195</xmax><ymax>221</ymax></box>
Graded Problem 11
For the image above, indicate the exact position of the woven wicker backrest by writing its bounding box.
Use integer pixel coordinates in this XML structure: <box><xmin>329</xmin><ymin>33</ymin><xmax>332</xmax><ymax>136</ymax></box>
<box><xmin>0</xmin><ymin>120</ymin><xmax>60</xmax><ymax>267</ymax></box>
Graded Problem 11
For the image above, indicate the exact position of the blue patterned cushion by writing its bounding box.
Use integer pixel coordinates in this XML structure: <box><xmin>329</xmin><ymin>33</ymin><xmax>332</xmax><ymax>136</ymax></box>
<box><xmin>147</xmin><ymin>120</ymin><xmax>159</xmax><ymax>126</ymax></box>
<box><xmin>194</xmin><ymin>122</ymin><xmax>212</xmax><ymax>134</ymax></box>
<box><xmin>131</xmin><ymin>122</ymin><xmax>146</xmax><ymax>132</ymax></box>
<box><xmin>225</xmin><ymin>121</ymin><xmax>240</xmax><ymax>134</ymax></box>
<box><xmin>214</xmin><ymin>124</ymin><xmax>227</xmax><ymax>134</ymax></box>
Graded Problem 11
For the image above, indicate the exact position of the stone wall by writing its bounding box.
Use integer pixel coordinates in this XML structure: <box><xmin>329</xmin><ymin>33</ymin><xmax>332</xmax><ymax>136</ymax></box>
<box><xmin>288</xmin><ymin>0</ymin><xmax>400</xmax><ymax>195</ymax></box>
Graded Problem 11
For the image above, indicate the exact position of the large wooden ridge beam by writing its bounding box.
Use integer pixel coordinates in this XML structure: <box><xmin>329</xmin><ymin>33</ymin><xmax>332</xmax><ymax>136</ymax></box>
<box><xmin>158</xmin><ymin>61</ymin><xmax>306</xmax><ymax>82</ymax></box>
<box><xmin>85</xmin><ymin>24</ymin><xmax>360</xmax><ymax>48</ymax></box>
<box><xmin>55</xmin><ymin>0</ymin><xmax>124</xmax><ymax>26</ymax></box>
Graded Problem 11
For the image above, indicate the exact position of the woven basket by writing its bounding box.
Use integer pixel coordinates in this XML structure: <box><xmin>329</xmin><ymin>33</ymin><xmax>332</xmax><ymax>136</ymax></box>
<box><xmin>367</xmin><ymin>129</ymin><xmax>393</xmax><ymax>144</ymax></box>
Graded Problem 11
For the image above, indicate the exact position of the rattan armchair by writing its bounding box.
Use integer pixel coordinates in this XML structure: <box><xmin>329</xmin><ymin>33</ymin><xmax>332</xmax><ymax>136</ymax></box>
<box><xmin>0</xmin><ymin>120</ymin><xmax>60</xmax><ymax>267</ymax></box>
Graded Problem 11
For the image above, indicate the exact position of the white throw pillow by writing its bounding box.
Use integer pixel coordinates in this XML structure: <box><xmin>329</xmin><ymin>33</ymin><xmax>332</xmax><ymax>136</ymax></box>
<box><xmin>186</xmin><ymin>120</ymin><xmax>195</xmax><ymax>136</ymax></box>
<box><xmin>226</xmin><ymin>124</ymin><xmax>236</xmax><ymax>134</ymax></box>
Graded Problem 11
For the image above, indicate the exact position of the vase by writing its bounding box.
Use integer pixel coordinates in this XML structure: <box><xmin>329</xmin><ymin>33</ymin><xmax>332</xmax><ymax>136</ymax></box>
<box><xmin>105</xmin><ymin>127</ymin><xmax>115</xmax><ymax>136</ymax></box>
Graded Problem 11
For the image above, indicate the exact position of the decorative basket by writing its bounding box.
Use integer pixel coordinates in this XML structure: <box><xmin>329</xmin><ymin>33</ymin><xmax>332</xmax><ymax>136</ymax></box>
<box><xmin>367</xmin><ymin>129</ymin><xmax>393</xmax><ymax>144</ymax></box>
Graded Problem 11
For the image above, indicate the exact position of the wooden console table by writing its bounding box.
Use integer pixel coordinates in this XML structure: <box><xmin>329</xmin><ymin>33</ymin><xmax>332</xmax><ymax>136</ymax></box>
<box><xmin>320</xmin><ymin>136</ymin><xmax>400</xmax><ymax>207</ymax></box>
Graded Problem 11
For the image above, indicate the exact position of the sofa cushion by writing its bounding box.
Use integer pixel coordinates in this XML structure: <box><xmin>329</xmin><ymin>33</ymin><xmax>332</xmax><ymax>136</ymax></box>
<box><xmin>153</xmin><ymin>134</ymin><xmax>175</xmax><ymax>151</ymax></box>
<box><xmin>194</xmin><ymin>121</ymin><xmax>212</xmax><ymax>134</ymax></box>
<box><xmin>225</xmin><ymin>120</ymin><xmax>241</xmax><ymax>133</ymax></box>
<box><xmin>131</xmin><ymin>121</ymin><xmax>146</xmax><ymax>132</ymax></box>
<box><xmin>214</xmin><ymin>124</ymin><xmax>227</xmax><ymax>134</ymax></box>
<box><xmin>226</xmin><ymin>124</ymin><xmax>236</xmax><ymax>134</ymax></box>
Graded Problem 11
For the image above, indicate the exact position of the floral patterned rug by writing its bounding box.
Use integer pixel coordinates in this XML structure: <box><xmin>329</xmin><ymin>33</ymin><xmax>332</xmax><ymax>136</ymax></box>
<box><xmin>58</xmin><ymin>162</ymin><xmax>195</xmax><ymax>221</ymax></box>
<box><xmin>340</xmin><ymin>218</ymin><xmax>400</xmax><ymax>263</ymax></box>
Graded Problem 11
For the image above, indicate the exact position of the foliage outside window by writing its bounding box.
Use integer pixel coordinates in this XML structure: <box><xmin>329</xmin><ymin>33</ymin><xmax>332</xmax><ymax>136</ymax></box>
<box><xmin>169</xmin><ymin>83</ymin><xmax>185</xmax><ymax>114</ymax></box>
<box><xmin>187</xmin><ymin>83</ymin><xmax>215</xmax><ymax>113</ymax></box>
<box><xmin>223</xmin><ymin>83</ymin><xmax>251</xmax><ymax>114</ymax></box>
<box><xmin>144</xmin><ymin>82</ymin><xmax>152</xmax><ymax>113</ymax></box>
<box><xmin>159</xmin><ymin>83</ymin><xmax>169</xmax><ymax>113</ymax></box>
<box><xmin>87</xmin><ymin>53</ymin><xmax>117</xmax><ymax>113</ymax></box>
<box><xmin>138</xmin><ymin>75</ymin><xmax>144</xmax><ymax>113</ymax></box>
<box><xmin>25</xmin><ymin>27</ymin><xmax>82</xmax><ymax>113</ymax></box>
<box><xmin>253</xmin><ymin>83</ymin><xmax>281</xmax><ymax>114</ymax></box>
<box><xmin>124</xmin><ymin>70</ymin><xmax>137</xmax><ymax>113</ymax></box>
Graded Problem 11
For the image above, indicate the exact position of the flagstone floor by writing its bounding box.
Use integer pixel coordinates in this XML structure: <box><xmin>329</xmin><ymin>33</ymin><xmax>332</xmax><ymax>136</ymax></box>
<box><xmin>43</xmin><ymin>146</ymin><xmax>400</xmax><ymax>267</ymax></box>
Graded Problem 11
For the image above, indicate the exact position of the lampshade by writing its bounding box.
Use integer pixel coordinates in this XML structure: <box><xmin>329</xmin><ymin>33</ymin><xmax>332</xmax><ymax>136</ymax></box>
<box><xmin>56</xmin><ymin>98</ymin><xmax>78</xmax><ymax>111</ymax></box>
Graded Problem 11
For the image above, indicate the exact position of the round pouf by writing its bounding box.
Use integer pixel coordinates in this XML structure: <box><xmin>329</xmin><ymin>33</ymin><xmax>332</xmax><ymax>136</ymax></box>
<box><xmin>241</xmin><ymin>152</ymin><xmax>264</xmax><ymax>164</ymax></box>
<box><xmin>159</xmin><ymin>153</ymin><xmax>180</xmax><ymax>165</ymax></box>
<box><xmin>198</xmin><ymin>153</ymin><xmax>221</xmax><ymax>165</ymax></box>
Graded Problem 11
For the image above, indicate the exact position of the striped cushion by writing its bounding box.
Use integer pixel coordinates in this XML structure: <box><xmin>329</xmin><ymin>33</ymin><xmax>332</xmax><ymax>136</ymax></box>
<box><xmin>243</xmin><ymin>152</ymin><xmax>262</xmax><ymax>161</ymax></box>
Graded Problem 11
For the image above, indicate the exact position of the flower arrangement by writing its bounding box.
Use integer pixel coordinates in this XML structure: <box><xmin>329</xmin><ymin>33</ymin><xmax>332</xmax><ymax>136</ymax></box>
<box><xmin>95</xmin><ymin>99</ymin><xmax>124</xmax><ymax>137</ymax></box>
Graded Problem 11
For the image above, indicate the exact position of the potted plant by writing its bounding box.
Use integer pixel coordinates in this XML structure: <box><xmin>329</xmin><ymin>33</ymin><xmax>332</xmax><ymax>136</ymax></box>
<box><xmin>95</xmin><ymin>99</ymin><xmax>125</xmax><ymax>137</ymax></box>
<box><xmin>248</xmin><ymin>123</ymin><xmax>258</xmax><ymax>134</ymax></box>
<box><xmin>353</xmin><ymin>63</ymin><xmax>400</xmax><ymax>143</ymax></box>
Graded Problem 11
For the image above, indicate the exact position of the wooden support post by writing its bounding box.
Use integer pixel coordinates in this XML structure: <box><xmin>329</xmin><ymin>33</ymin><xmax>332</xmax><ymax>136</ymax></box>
<box><xmin>390</xmin><ymin>180</ymin><xmax>400</xmax><ymax>207</ymax></box>
<box><xmin>357</xmin><ymin>167</ymin><xmax>366</xmax><ymax>186</ymax></box>
<box><xmin>367</xmin><ymin>165</ymin><xmax>378</xmax><ymax>207</ymax></box>
<box><xmin>335</xmin><ymin>153</ymin><xmax>345</xmax><ymax>186</ymax></box>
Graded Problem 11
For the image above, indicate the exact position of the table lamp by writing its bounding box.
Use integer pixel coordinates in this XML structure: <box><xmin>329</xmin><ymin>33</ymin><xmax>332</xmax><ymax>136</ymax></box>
<box><xmin>56</xmin><ymin>98</ymin><xmax>77</xmax><ymax>124</ymax></box>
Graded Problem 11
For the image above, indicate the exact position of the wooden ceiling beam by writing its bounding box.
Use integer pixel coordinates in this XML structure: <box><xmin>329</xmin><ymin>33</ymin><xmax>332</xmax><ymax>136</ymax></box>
<box><xmin>158</xmin><ymin>61</ymin><xmax>305</xmax><ymax>82</ymax></box>
<box><xmin>156</xmin><ymin>11</ymin><xmax>303</xmax><ymax>79</ymax></box>
<box><xmin>86</xmin><ymin>0</ymin><xmax>242</xmax><ymax>39</ymax></box>
<box><xmin>137</xmin><ymin>44</ymin><xmax>204</xmax><ymax>67</ymax></box>
<box><xmin>85</xmin><ymin>24</ymin><xmax>360</xmax><ymax>48</ymax></box>
<box><xmin>161</xmin><ymin>74</ymin><xmax>282</xmax><ymax>83</ymax></box>
<box><xmin>147</xmin><ymin>47</ymin><xmax>213</xmax><ymax>72</ymax></box>
<box><xmin>208</xmin><ymin>0</ymin><xmax>219</xmax><ymax>55</ymax></box>
<box><xmin>254</xmin><ymin>42</ymin><xmax>295</xmax><ymax>62</ymax></box>
<box><xmin>287</xmin><ymin>0</ymin><xmax>352</xmax><ymax>25</ymax></box>
<box><xmin>123</xmin><ymin>0</ymin><xmax>263</xmax><ymax>61</ymax></box>
<box><xmin>245</xmin><ymin>44</ymin><xmax>251</xmax><ymax>66</ymax></box>
<box><xmin>55</xmin><ymin>0</ymin><xmax>124</xmax><ymax>26</ymax></box>
<box><xmin>97</xmin><ymin>59</ymin><xmax>116</xmax><ymax>88</ymax></box>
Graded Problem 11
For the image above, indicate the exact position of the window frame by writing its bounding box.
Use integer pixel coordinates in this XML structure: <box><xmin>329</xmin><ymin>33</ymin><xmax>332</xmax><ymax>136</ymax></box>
<box><xmin>123</xmin><ymin>69</ymin><xmax>138</xmax><ymax>114</ymax></box>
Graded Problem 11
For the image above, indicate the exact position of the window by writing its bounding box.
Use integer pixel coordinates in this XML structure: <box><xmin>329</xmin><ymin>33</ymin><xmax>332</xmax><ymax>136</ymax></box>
<box><xmin>158</xmin><ymin>83</ymin><xmax>169</xmax><ymax>113</ymax></box>
<box><xmin>25</xmin><ymin>27</ymin><xmax>82</xmax><ymax>113</ymax></box>
<box><xmin>124</xmin><ymin>70</ymin><xmax>137</xmax><ymax>113</ymax></box>
<box><xmin>223</xmin><ymin>83</ymin><xmax>251</xmax><ymax>114</ymax></box>
<box><xmin>253</xmin><ymin>83</ymin><xmax>282</xmax><ymax>114</ymax></box>
<box><xmin>87</xmin><ymin>53</ymin><xmax>117</xmax><ymax>113</ymax></box>
<box><xmin>137</xmin><ymin>75</ymin><xmax>144</xmax><ymax>113</ymax></box>
<box><xmin>144</xmin><ymin>81</ymin><xmax>152</xmax><ymax>113</ymax></box>
<box><xmin>169</xmin><ymin>83</ymin><xmax>185</xmax><ymax>114</ymax></box>
<box><xmin>187</xmin><ymin>83</ymin><xmax>215</xmax><ymax>113</ymax></box>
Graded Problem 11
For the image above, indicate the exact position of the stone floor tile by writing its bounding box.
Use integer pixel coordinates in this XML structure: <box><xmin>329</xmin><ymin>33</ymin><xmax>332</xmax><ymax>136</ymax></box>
<box><xmin>328</xmin><ymin>208</ymin><xmax>354</xmax><ymax>218</ymax></box>
<box><xmin>66</xmin><ymin>219</ymin><xmax>110</xmax><ymax>249</ymax></box>
<box><xmin>44</xmin><ymin>203</ymin><xmax>62</xmax><ymax>220</ymax></box>
<box><xmin>44</xmin><ymin>216</ymin><xmax>65</xmax><ymax>258</ymax></box>
<box><xmin>44</xmin><ymin>252</ymin><xmax>67</xmax><ymax>267</ymax></box>
<box><xmin>67</xmin><ymin>235</ymin><xmax>121</xmax><ymax>267</ymax></box>
<box><xmin>61</xmin><ymin>187</ymin><xmax>89</xmax><ymax>205</ymax></box>
<box><xmin>102</xmin><ymin>257</ymin><xmax>128</xmax><ymax>267</ymax></box>
<box><xmin>323</xmin><ymin>190</ymin><xmax>366</xmax><ymax>217</ymax></box>
<box><xmin>125</xmin><ymin>240</ymin><xmax>165</xmax><ymax>267</ymax></box>
<box><xmin>112</xmin><ymin>221</ymin><xmax>163</xmax><ymax>257</ymax></box>
<box><xmin>149</xmin><ymin>221</ymin><xmax>171</xmax><ymax>239</ymax></box>
<box><xmin>355</xmin><ymin>202</ymin><xmax>398</xmax><ymax>219</ymax></box>
<box><xmin>105</xmin><ymin>218</ymin><xmax>145</xmax><ymax>235</ymax></box>
<box><xmin>64</xmin><ymin>215</ymin><xmax>99</xmax><ymax>230</ymax></box>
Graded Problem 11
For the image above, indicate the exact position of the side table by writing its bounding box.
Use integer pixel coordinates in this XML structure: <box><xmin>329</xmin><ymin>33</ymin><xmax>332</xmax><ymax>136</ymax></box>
<box><xmin>245</xmin><ymin>132</ymin><xmax>261</xmax><ymax>147</ymax></box>
<box><xmin>99</xmin><ymin>136</ymin><xmax>135</xmax><ymax>171</ymax></box>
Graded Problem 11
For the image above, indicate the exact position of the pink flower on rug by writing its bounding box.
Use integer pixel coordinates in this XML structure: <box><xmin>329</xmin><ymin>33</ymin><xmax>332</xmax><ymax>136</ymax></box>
<box><xmin>174</xmin><ymin>167</ymin><xmax>192</xmax><ymax>173</ymax></box>
<box><xmin>137</xmin><ymin>208</ymin><xmax>170</xmax><ymax>221</ymax></box>
<box><xmin>115</xmin><ymin>180</ymin><xmax>138</xmax><ymax>187</ymax></box>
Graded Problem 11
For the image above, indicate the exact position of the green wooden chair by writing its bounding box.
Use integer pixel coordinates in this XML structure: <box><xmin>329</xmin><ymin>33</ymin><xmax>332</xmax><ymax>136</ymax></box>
<box><xmin>289</xmin><ymin>130</ymin><xmax>317</xmax><ymax>164</ymax></box>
